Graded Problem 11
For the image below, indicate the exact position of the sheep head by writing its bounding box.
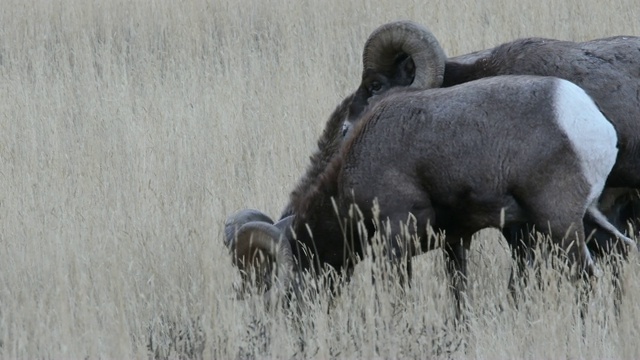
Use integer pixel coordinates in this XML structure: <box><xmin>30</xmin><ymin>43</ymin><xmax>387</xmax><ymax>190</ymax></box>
<box><xmin>348</xmin><ymin>20</ymin><xmax>447</xmax><ymax>124</ymax></box>
<box><xmin>224</xmin><ymin>209</ymin><xmax>295</xmax><ymax>303</ymax></box>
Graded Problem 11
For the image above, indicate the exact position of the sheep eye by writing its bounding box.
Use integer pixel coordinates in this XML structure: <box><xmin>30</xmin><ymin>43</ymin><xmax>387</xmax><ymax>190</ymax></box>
<box><xmin>369</xmin><ymin>81</ymin><xmax>382</xmax><ymax>94</ymax></box>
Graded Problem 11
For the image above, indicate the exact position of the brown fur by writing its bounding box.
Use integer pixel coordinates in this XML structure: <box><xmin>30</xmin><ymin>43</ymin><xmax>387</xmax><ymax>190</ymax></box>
<box><xmin>279</xmin><ymin>93</ymin><xmax>354</xmax><ymax>219</ymax></box>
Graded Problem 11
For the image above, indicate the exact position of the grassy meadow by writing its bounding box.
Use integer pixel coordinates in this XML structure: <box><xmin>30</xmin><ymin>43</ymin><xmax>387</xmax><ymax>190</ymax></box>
<box><xmin>1</xmin><ymin>0</ymin><xmax>639</xmax><ymax>358</ymax></box>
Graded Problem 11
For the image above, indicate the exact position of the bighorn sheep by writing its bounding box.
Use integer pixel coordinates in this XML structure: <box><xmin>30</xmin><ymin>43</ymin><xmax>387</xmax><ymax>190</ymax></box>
<box><xmin>343</xmin><ymin>21</ymin><xmax>640</xmax><ymax>275</ymax></box>
<box><xmin>226</xmin><ymin>74</ymin><xmax>626</xmax><ymax>313</ymax></box>
<box><xmin>224</xmin><ymin>96</ymin><xmax>354</xmax><ymax>300</ymax></box>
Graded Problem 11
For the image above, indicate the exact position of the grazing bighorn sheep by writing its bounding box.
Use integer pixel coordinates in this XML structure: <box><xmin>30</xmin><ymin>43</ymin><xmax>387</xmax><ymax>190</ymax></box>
<box><xmin>226</xmin><ymin>74</ymin><xmax>625</xmax><ymax>314</ymax></box>
<box><xmin>342</xmin><ymin>20</ymin><xmax>640</xmax><ymax>279</ymax></box>
<box><xmin>225</xmin><ymin>96</ymin><xmax>354</xmax><ymax>299</ymax></box>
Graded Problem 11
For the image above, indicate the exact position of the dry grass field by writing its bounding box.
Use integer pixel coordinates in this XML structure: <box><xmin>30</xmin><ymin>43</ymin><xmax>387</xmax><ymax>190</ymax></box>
<box><xmin>1</xmin><ymin>0</ymin><xmax>640</xmax><ymax>358</ymax></box>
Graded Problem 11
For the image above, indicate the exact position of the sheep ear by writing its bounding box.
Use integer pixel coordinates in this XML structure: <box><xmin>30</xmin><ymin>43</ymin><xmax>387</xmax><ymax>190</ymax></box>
<box><xmin>224</xmin><ymin>209</ymin><xmax>274</xmax><ymax>249</ymax></box>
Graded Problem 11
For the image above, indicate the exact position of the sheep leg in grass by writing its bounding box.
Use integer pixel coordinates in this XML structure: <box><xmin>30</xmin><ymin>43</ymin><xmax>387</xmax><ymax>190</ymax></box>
<box><xmin>525</xmin><ymin>194</ymin><xmax>596</xmax><ymax>278</ymax></box>
<box><xmin>388</xmin><ymin>234</ymin><xmax>413</xmax><ymax>287</ymax></box>
<box><xmin>503</xmin><ymin>223</ymin><xmax>537</xmax><ymax>298</ymax></box>
<box><xmin>584</xmin><ymin>204</ymin><xmax>638</xmax><ymax>314</ymax></box>
<box><xmin>505</xmin><ymin>204</ymin><xmax>637</xmax><ymax>298</ymax></box>
<box><xmin>377</xmin><ymin>214</ymin><xmax>416</xmax><ymax>288</ymax></box>
<box><xmin>444</xmin><ymin>236</ymin><xmax>471</xmax><ymax>322</ymax></box>
<box><xmin>585</xmin><ymin>205</ymin><xmax>638</xmax><ymax>252</ymax></box>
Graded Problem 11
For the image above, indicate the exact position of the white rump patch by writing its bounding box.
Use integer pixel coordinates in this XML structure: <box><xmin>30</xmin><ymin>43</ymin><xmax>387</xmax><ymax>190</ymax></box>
<box><xmin>553</xmin><ymin>79</ymin><xmax>618</xmax><ymax>206</ymax></box>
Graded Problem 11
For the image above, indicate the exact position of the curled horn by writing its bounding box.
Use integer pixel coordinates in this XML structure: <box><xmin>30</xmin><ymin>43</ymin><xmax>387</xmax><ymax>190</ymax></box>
<box><xmin>362</xmin><ymin>20</ymin><xmax>446</xmax><ymax>89</ymax></box>
<box><xmin>224</xmin><ymin>209</ymin><xmax>274</xmax><ymax>249</ymax></box>
<box><xmin>233</xmin><ymin>221</ymin><xmax>294</xmax><ymax>302</ymax></box>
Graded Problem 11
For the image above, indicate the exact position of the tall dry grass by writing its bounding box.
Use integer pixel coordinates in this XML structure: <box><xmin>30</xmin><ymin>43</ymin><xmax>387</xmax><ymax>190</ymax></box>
<box><xmin>0</xmin><ymin>0</ymin><xmax>639</xmax><ymax>358</ymax></box>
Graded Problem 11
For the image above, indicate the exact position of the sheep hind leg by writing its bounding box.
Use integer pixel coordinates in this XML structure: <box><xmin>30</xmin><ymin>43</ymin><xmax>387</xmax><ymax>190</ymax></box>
<box><xmin>534</xmin><ymin>215</ymin><xmax>596</xmax><ymax>280</ymax></box>
<box><xmin>584</xmin><ymin>204</ymin><xmax>638</xmax><ymax>316</ymax></box>
<box><xmin>519</xmin><ymin>187</ymin><xmax>595</xmax><ymax>279</ymax></box>
<box><xmin>529</xmin><ymin>211</ymin><xmax>598</xmax><ymax>321</ymax></box>
<box><xmin>585</xmin><ymin>205</ymin><xmax>638</xmax><ymax>253</ymax></box>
